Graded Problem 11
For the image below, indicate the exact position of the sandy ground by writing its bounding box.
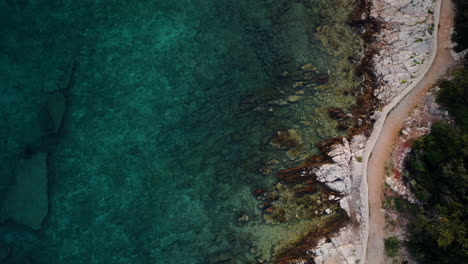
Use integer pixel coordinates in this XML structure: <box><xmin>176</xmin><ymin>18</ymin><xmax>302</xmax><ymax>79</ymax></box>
<box><xmin>365</xmin><ymin>0</ymin><xmax>455</xmax><ymax>263</ymax></box>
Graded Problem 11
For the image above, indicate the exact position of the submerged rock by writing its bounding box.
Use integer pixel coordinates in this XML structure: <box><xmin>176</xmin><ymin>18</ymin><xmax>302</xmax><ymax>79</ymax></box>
<box><xmin>327</xmin><ymin>107</ymin><xmax>348</xmax><ymax>120</ymax></box>
<box><xmin>266</xmin><ymin>191</ymin><xmax>280</xmax><ymax>201</ymax></box>
<box><xmin>286</xmin><ymin>146</ymin><xmax>304</xmax><ymax>160</ymax></box>
<box><xmin>264</xmin><ymin>206</ymin><xmax>275</xmax><ymax>214</ymax></box>
<box><xmin>287</xmin><ymin>95</ymin><xmax>301</xmax><ymax>102</ymax></box>
<box><xmin>266</xmin><ymin>159</ymin><xmax>280</xmax><ymax>166</ymax></box>
<box><xmin>237</xmin><ymin>213</ymin><xmax>249</xmax><ymax>223</ymax></box>
<box><xmin>301</xmin><ymin>63</ymin><xmax>318</xmax><ymax>72</ymax></box>
<box><xmin>258</xmin><ymin>165</ymin><xmax>273</xmax><ymax>175</ymax></box>
<box><xmin>206</xmin><ymin>250</ymin><xmax>235</xmax><ymax>264</ymax></box>
<box><xmin>269</xmin><ymin>129</ymin><xmax>301</xmax><ymax>150</ymax></box>
<box><xmin>0</xmin><ymin>152</ymin><xmax>48</xmax><ymax>230</ymax></box>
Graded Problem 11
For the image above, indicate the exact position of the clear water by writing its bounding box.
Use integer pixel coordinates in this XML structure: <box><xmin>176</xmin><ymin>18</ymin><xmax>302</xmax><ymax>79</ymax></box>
<box><xmin>0</xmin><ymin>0</ymin><xmax>361</xmax><ymax>263</ymax></box>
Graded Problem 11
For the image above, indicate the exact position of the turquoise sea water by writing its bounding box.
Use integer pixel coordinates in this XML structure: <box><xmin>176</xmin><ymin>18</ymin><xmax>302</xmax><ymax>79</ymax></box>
<box><xmin>0</xmin><ymin>0</ymin><xmax>361</xmax><ymax>263</ymax></box>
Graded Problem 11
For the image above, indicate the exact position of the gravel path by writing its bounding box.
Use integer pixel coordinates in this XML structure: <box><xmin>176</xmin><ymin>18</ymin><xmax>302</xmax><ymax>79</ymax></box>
<box><xmin>364</xmin><ymin>0</ymin><xmax>455</xmax><ymax>263</ymax></box>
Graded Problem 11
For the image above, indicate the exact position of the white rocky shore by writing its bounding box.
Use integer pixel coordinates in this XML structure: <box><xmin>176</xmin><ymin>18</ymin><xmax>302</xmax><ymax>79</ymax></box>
<box><xmin>372</xmin><ymin>0</ymin><xmax>437</xmax><ymax>104</ymax></box>
<box><xmin>310</xmin><ymin>136</ymin><xmax>367</xmax><ymax>264</ymax></box>
<box><xmin>309</xmin><ymin>0</ymin><xmax>439</xmax><ymax>263</ymax></box>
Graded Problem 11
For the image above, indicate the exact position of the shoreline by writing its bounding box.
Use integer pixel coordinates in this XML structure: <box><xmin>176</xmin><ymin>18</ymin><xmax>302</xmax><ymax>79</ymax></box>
<box><xmin>306</xmin><ymin>0</ymin><xmax>450</xmax><ymax>263</ymax></box>
<box><xmin>269</xmin><ymin>2</ymin><xmax>381</xmax><ymax>263</ymax></box>
<box><xmin>364</xmin><ymin>0</ymin><xmax>456</xmax><ymax>262</ymax></box>
<box><xmin>362</xmin><ymin>0</ymin><xmax>443</xmax><ymax>261</ymax></box>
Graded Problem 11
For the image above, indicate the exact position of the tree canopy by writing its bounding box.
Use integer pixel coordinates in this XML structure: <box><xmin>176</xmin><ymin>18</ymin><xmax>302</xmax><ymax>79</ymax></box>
<box><xmin>453</xmin><ymin>0</ymin><xmax>468</xmax><ymax>52</ymax></box>
<box><xmin>403</xmin><ymin>66</ymin><xmax>468</xmax><ymax>263</ymax></box>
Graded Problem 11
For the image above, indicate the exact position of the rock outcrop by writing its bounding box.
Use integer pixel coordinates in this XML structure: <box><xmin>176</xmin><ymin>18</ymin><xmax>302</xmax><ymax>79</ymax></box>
<box><xmin>313</xmin><ymin>135</ymin><xmax>366</xmax><ymax>196</ymax></box>
<box><xmin>311</xmin><ymin>226</ymin><xmax>358</xmax><ymax>264</ymax></box>
<box><xmin>308</xmin><ymin>135</ymin><xmax>367</xmax><ymax>263</ymax></box>
<box><xmin>372</xmin><ymin>0</ymin><xmax>437</xmax><ymax>103</ymax></box>
<box><xmin>313</xmin><ymin>138</ymin><xmax>352</xmax><ymax>194</ymax></box>
<box><xmin>310</xmin><ymin>0</ymin><xmax>441</xmax><ymax>261</ymax></box>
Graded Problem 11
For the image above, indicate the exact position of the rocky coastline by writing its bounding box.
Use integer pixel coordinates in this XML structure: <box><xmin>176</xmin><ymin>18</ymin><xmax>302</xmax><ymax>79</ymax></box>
<box><xmin>372</xmin><ymin>0</ymin><xmax>438</xmax><ymax>104</ymax></box>
<box><xmin>303</xmin><ymin>0</ymin><xmax>440</xmax><ymax>263</ymax></box>
<box><xmin>244</xmin><ymin>0</ymin><xmax>443</xmax><ymax>262</ymax></box>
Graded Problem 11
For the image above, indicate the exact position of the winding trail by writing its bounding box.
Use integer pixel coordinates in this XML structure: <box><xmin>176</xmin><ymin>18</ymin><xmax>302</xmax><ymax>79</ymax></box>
<box><xmin>363</xmin><ymin>0</ymin><xmax>455</xmax><ymax>263</ymax></box>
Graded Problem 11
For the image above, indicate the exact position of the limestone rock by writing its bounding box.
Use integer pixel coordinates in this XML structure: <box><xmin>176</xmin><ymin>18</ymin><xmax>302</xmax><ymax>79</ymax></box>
<box><xmin>312</xmin><ymin>226</ymin><xmax>358</xmax><ymax>264</ymax></box>
<box><xmin>0</xmin><ymin>152</ymin><xmax>48</xmax><ymax>230</ymax></box>
<box><xmin>370</xmin><ymin>110</ymin><xmax>382</xmax><ymax>121</ymax></box>
<box><xmin>339</xmin><ymin>197</ymin><xmax>351</xmax><ymax>216</ymax></box>
<box><xmin>371</xmin><ymin>0</ymin><xmax>437</xmax><ymax>103</ymax></box>
<box><xmin>310</xmin><ymin>0</ymin><xmax>438</xmax><ymax>261</ymax></box>
<box><xmin>313</xmin><ymin>138</ymin><xmax>352</xmax><ymax>194</ymax></box>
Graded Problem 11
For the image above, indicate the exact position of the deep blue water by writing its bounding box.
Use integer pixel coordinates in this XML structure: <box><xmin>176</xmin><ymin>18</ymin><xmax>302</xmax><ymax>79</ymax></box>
<box><xmin>0</xmin><ymin>0</ymin><xmax>360</xmax><ymax>263</ymax></box>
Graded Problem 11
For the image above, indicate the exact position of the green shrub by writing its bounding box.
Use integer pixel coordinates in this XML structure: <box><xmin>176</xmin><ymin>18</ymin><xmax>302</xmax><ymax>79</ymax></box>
<box><xmin>394</xmin><ymin>197</ymin><xmax>404</xmax><ymax>212</ymax></box>
<box><xmin>383</xmin><ymin>197</ymin><xmax>392</xmax><ymax>209</ymax></box>
<box><xmin>384</xmin><ymin>236</ymin><xmax>400</xmax><ymax>258</ymax></box>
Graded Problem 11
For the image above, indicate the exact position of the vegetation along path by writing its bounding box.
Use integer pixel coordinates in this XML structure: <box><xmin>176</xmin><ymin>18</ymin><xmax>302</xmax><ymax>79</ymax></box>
<box><xmin>364</xmin><ymin>0</ymin><xmax>455</xmax><ymax>263</ymax></box>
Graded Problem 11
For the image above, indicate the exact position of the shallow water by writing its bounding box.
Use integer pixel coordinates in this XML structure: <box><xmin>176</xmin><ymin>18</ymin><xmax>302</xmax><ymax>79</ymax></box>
<box><xmin>0</xmin><ymin>0</ymin><xmax>361</xmax><ymax>263</ymax></box>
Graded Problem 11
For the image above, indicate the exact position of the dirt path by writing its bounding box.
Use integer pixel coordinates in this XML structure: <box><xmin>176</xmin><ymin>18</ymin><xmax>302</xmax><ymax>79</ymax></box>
<box><xmin>365</xmin><ymin>0</ymin><xmax>455</xmax><ymax>263</ymax></box>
